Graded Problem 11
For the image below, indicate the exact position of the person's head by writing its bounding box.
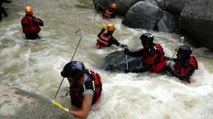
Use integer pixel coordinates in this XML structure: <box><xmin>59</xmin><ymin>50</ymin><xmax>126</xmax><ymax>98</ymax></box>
<box><xmin>61</xmin><ymin>61</ymin><xmax>85</xmax><ymax>83</ymax></box>
<box><xmin>110</xmin><ymin>3</ymin><xmax>117</xmax><ymax>10</ymax></box>
<box><xmin>106</xmin><ymin>23</ymin><xmax>116</xmax><ymax>33</ymax></box>
<box><xmin>177</xmin><ymin>45</ymin><xmax>192</xmax><ymax>60</ymax></box>
<box><xmin>24</xmin><ymin>6</ymin><xmax>33</xmax><ymax>15</ymax></box>
<box><xmin>140</xmin><ymin>33</ymin><xmax>154</xmax><ymax>48</ymax></box>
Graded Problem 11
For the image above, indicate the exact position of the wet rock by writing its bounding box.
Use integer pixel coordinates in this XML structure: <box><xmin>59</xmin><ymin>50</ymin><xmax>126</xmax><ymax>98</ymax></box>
<box><xmin>165</xmin><ymin>0</ymin><xmax>186</xmax><ymax>15</ymax></box>
<box><xmin>179</xmin><ymin>0</ymin><xmax>213</xmax><ymax>50</ymax></box>
<box><xmin>157</xmin><ymin>11</ymin><xmax>178</xmax><ymax>32</ymax></box>
<box><xmin>0</xmin><ymin>85</ymin><xmax>74</xmax><ymax>119</ymax></box>
<box><xmin>122</xmin><ymin>1</ymin><xmax>163</xmax><ymax>30</ymax></box>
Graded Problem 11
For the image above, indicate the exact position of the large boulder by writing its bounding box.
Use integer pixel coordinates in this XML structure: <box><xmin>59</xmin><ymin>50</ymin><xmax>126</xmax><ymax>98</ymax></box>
<box><xmin>122</xmin><ymin>1</ymin><xmax>163</xmax><ymax>30</ymax></box>
<box><xmin>101</xmin><ymin>50</ymin><xmax>141</xmax><ymax>72</ymax></box>
<box><xmin>155</xmin><ymin>0</ymin><xmax>166</xmax><ymax>9</ymax></box>
<box><xmin>157</xmin><ymin>11</ymin><xmax>178</xmax><ymax>32</ymax></box>
<box><xmin>0</xmin><ymin>85</ymin><xmax>73</xmax><ymax>119</ymax></box>
<box><xmin>165</xmin><ymin>0</ymin><xmax>187</xmax><ymax>14</ymax></box>
<box><xmin>179</xmin><ymin>0</ymin><xmax>213</xmax><ymax>50</ymax></box>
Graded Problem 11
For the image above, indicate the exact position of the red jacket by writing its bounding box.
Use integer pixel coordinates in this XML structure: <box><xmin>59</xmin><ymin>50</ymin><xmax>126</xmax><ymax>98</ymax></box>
<box><xmin>70</xmin><ymin>70</ymin><xmax>102</xmax><ymax>108</ymax></box>
<box><xmin>141</xmin><ymin>44</ymin><xmax>166</xmax><ymax>73</ymax></box>
<box><xmin>174</xmin><ymin>56</ymin><xmax>198</xmax><ymax>83</ymax></box>
<box><xmin>21</xmin><ymin>15</ymin><xmax>43</xmax><ymax>34</ymax></box>
<box><xmin>103</xmin><ymin>9</ymin><xmax>115</xmax><ymax>19</ymax></box>
<box><xmin>96</xmin><ymin>33</ymin><xmax>112</xmax><ymax>48</ymax></box>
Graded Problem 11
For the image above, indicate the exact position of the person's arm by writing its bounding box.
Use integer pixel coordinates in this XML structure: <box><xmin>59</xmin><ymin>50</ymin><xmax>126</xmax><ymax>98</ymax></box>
<box><xmin>109</xmin><ymin>37</ymin><xmax>127</xmax><ymax>48</ymax></box>
<box><xmin>167</xmin><ymin>68</ymin><xmax>183</xmax><ymax>79</ymax></box>
<box><xmin>165</xmin><ymin>56</ymin><xmax>174</xmax><ymax>61</ymax></box>
<box><xmin>69</xmin><ymin>94</ymin><xmax>93</xmax><ymax>118</ymax></box>
<box><xmin>167</xmin><ymin>66</ymin><xmax>194</xmax><ymax>81</ymax></box>
<box><xmin>124</xmin><ymin>48</ymin><xmax>144</xmax><ymax>57</ymax></box>
<box><xmin>33</xmin><ymin>17</ymin><xmax>44</xmax><ymax>26</ymax></box>
<box><xmin>21</xmin><ymin>17</ymin><xmax>29</xmax><ymax>27</ymax></box>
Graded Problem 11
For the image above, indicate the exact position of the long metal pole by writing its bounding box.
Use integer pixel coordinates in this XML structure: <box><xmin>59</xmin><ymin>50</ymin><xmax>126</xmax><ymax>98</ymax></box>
<box><xmin>168</xmin><ymin>37</ymin><xmax>184</xmax><ymax>66</ymax></box>
<box><xmin>126</xmin><ymin>55</ymin><xmax>128</xmax><ymax>70</ymax></box>
<box><xmin>53</xmin><ymin>29</ymin><xmax>83</xmax><ymax>100</ymax></box>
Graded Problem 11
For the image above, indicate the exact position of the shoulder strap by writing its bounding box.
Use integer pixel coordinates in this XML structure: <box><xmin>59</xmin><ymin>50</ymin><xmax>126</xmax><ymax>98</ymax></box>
<box><xmin>83</xmin><ymin>81</ymin><xmax>95</xmax><ymax>91</ymax></box>
<box><xmin>83</xmin><ymin>70</ymin><xmax>95</xmax><ymax>91</ymax></box>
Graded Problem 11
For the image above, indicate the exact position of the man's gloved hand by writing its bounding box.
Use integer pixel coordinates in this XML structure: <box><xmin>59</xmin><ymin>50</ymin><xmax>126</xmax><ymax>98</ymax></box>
<box><xmin>165</xmin><ymin>56</ymin><xmax>173</xmax><ymax>61</ymax></box>
<box><xmin>124</xmin><ymin>69</ymin><xmax>131</xmax><ymax>73</ymax></box>
<box><xmin>124</xmin><ymin>48</ymin><xmax>130</xmax><ymax>55</ymax></box>
<box><xmin>102</xmin><ymin>24</ymin><xmax>107</xmax><ymax>29</ymax></box>
<box><xmin>165</xmin><ymin>66</ymin><xmax>172</xmax><ymax>72</ymax></box>
<box><xmin>120</xmin><ymin>44</ymin><xmax>128</xmax><ymax>49</ymax></box>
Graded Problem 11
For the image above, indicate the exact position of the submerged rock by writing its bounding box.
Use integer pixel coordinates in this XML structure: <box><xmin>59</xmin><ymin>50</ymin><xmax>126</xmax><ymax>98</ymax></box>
<box><xmin>101</xmin><ymin>50</ymin><xmax>141</xmax><ymax>72</ymax></box>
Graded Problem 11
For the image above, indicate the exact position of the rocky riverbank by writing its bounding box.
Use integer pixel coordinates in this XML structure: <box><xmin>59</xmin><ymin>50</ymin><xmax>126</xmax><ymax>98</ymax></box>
<box><xmin>0</xmin><ymin>85</ymin><xmax>73</xmax><ymax>119</ymax></box>
<box><xmin>93</xmin><ymin>0</ymin><xmax>213</xmax><ymax>50</ymax></box>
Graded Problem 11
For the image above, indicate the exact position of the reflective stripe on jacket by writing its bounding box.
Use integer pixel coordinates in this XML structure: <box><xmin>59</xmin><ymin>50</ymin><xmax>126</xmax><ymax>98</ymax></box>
<box><xmin>96</xmin><ymin>33</ymin><xmax>111</xmax><ymax>48</ymax></box>
<box><xmin>103</xmin><ymin>9</ymin><xmax>114</xmax><ymax>19</ymax></box>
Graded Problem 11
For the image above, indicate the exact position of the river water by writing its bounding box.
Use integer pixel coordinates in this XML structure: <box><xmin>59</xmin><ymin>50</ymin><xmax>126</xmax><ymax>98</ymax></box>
<box><xmin>1</xmin><ymin>0</ymin><xmax>213</xmax><ymax>119</ymax></box>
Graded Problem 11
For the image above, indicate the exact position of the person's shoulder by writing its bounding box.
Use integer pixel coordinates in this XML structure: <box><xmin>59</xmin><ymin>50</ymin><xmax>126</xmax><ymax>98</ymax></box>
<box><xmin>21</xmin><ymin>16</ymin><xmax>28</xmax><ymax>20</ymax></box>
<box><xmin>155</xmin><ymin>43</ymin><xmax>163</xmax><ymax>48</ymax></box>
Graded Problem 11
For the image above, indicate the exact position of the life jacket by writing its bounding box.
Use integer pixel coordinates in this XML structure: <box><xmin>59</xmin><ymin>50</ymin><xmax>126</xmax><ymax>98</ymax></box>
<box><xmin>96</xmin><ymin>33</ymin><xmax>111</xmax><ymax>49</ymax></box>
<box><xmin>21</xmin><ymin>15</ymin><xmax>42</xmax><ymax>34</ymax></box>
<box><xmin>141</xmin><ymin>44</ymin><xmax>166</xmax><ymax>73</ymax></box>
<box><xmin>70</xmin><ymin>70</ymin><xmax>102</xmax><ymax>108</ymax></box>
<box><xmin>103</xmin><ymin>9</ymin><xmax>114</xmax><ymax>19</ymax></box>
<box><xmin>174</xmin><ymin>56</ymin><xmax>198</xmax><ymax>83</ymax></box>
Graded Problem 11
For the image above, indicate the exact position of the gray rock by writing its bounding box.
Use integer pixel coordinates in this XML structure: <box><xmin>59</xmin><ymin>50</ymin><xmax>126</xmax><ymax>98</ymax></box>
<box><xmin>0</xmin><ymin>85</ymin><xmax>73</xmax><ymax>119</ymax></box>
<box><xmin>156</xmin><ymin>0</ymin><xmax>166</xmax><ymax>9</ymax></box>
<box><xmin>122</xmin><ymin>1</ymin><xmax>163</xmax><ymax>30</ymax></box>
<box><xmin>165</xmin><ymin>0</ymin><xmax>186</xmax><ymax>14</ymax></box>
<box><xmin>179</xmin><ymin>0</ymin><xmax>213</xmax><ymax>50</ymax></box>
<box><xmin>157</xmin><ymin>11</ymin><xmax>178</xmax><ymax>32</ymax></box>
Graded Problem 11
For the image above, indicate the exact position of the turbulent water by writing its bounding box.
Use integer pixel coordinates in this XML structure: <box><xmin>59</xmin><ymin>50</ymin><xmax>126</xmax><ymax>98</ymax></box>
<box><xmin>1</xmin><ymin>0</ymin><xmax>213</xmax><ymax>119</ymax></box>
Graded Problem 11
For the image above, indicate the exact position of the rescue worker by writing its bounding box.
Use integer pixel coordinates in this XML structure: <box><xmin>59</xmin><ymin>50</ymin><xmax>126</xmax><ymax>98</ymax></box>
<box><xmin>0</xmin><ymin>0</ymin><xmax>11</xmax><ymax>21</ymax></box>
<box><xmin>102</xmin><ymin>3</ymin><xmax>116</xmax><ymax>19</ymax></box>
<box><xmin>96</xmin><ymin>23</ymin><xmax>127</xmax><ymax>49</ymax></box>
<box><xmin>21</xmin><ymin>6</ymin><xmax>44</xmax><ymax>40</ymax></box>
<box><xmin>165</xmin><ymin>45</ymin><xmax>198</xmax><ymax>83</ymax></box>
<box><xmin>61</xmin><ymin>61</ymin><xmax>102</xmax><ymax>118</ymax></box>
<box><xmin>124</xmin><ymin>33</ymin><xmax>166</xmax><ymax>73</ymax></box>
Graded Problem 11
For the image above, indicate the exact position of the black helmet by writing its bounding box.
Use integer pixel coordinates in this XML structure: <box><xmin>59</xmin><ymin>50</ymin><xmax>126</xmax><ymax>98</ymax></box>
<box><xmin>61</xmin><ymin>61</ymin><xmax>85</xmax><ymax>80</ymax></box>
<box><xmin>178</xmin><ymin>45</ymin><xmax>192</xmax><ymax>57</ymax></box>
<box><xmin>140</xmin><ymin>33</ymin><xmax>154</xmax><ymax>45</ymax></box>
